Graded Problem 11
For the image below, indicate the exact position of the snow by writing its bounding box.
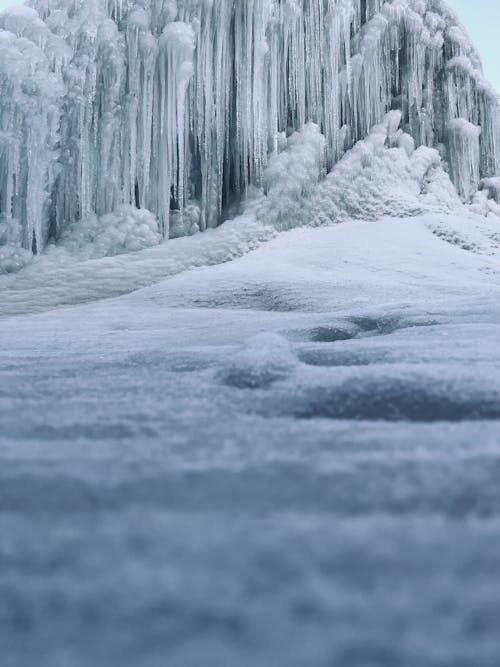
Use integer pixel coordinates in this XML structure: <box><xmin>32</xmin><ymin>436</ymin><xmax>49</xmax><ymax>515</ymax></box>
<box><xmin>54</xmin><ymin>206</ymin><xmax>161</xmax><ymax>260</ymax></box>
<box><xmin>1</xmin><ymin>211</ymin><xmax>500</xmax><ymax>665</ymax></box>
<box><xmin>0</xmin><ymin>0</ymin><xmax>498</xmax><ymax>261</ymax></box>
<box><xmin>0</xmin><ymin>1</ymin><xmax>500</xmax><ymax>663</ymax></box>
<box><xmin>481</xmin><ymin>173</ymin><xmax>500</xmax><ymax>199</ymax></box>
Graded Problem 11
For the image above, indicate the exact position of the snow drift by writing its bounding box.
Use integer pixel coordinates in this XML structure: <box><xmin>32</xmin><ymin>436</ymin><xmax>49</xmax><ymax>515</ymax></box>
<box><xmin>0</xmin><ymin>0</ymin><xmax>499</xmax><ymax>266</ymax></box>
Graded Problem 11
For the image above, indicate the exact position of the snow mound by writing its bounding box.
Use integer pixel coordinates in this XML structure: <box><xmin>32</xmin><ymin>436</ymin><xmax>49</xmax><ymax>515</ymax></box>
<box><xmin>258</xmin><ymin>124</ymin><xmax>327</xmax><ymax>230</ymax></box>
<box><xmin>217</xmin><ymin>333</ymin><xmax>297</xmax><ymax>390</ymax></box>
<box><xmin>52</xmin><ymin>207</ymin><xmax>161</xmax><ymax>261</ymax></box>
<box><xmin>315</xmin><ymin>113</ymin><xmax>461</xmax><ymax>220</ymax></box>
<box><xmin>258</xmin><ymin>112</ymin><xmax>463</xmax><ymax>231</ymax></box>
<box><xmin>1</xmin><ymin>206</ymin><xmax>162</xmax><ymax>274</ymax></box>
<box><xmin>480</xmin><ymin>177</ymin><xmax>500</xmax><ymax>204</ymax></box>
<box><xmin>0</xmin><ymin>217</ymin><xmax>33</xmax><ymax>274</ymax></box>
<box><xmin>0</xmin><ymin>244</ymin><xmax>33</xmax><ymax>275</ymax></box>
<box><xmin>169</xmin><ymin>204</ymin><xmax>201</xmax><ymax>239</ymax></box>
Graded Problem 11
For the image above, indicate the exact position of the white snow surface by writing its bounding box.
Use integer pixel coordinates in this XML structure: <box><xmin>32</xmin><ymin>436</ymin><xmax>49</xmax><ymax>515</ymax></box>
<box><xmin>0</xmin><ymin>10</ymin><xmax>499</xmax><ymax>659</ymax></box>
<box><xmin>1</xmin><ymin>205</ymin><xmax>500</xmax><ymax>665</ymax></box>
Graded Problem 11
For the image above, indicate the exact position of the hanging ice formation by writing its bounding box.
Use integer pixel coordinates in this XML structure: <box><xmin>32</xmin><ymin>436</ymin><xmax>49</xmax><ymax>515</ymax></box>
<box><xmin>0</xmin><ymin>0</ymin><xmax>499</xmax><ymax>257</ymax></box>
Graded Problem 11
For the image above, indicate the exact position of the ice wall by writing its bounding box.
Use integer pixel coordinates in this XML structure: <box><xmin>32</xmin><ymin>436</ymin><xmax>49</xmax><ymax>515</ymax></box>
<box><xmin>496</xmin><ymin>105</ymin><xmax>500</xmax><ymax>173</ymax></box>
<box><xmin>0</xmin><ymin>0</ymin><xmax>498</xmax><ymax>257</ymax></box>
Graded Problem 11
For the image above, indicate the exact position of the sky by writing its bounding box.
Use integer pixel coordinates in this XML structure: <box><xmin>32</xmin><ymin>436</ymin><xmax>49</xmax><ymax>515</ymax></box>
<box><xmin>449</xmin><ymin>0</ymin><xmax>500</xmax><ymax>94</ymax></box>
<box><xmin>0</xmin><ymin>0</ymin><xmax>498</xmax><ymax>94</ymax></box>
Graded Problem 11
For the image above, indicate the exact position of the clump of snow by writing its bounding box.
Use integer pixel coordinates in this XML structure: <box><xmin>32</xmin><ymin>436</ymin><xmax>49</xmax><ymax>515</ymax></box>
<box><xmin>169</xmin><ymin>204</ymin><xmax>201</xmax><ymax>239</ymax></box>
<box><xmin>258</xmin><ymin>123</ymin><xmax>326</xmax><ymax>231</ymax></box>
<box><xmin>1</xmin><ymin>207</ymin><xmax>162</xmax><ymax>274</ymax></box>
<box><xmin>480</xmin><ymin>177</ymin><xmax>500</xmax><ymax>204</ymax></box>
<box><xmin>257</xmin><ymin>112</ymin><xmax>463</xmax><ymax>231</ymax></box>
<box><xmin>471</xmin><ymin>190</ymin><xmax>500</xmax><ymax>219</ymax></box>
<box><xmin>0</xmin><ymin>245</ymin><xmax>33</xmax><ymax>275</ymax></box>
<box><xmin>217</xmin><ymin>333</ymin><xmax>297</xmax><ymax>390</ymax></box>
<box><xmin>0</xmin><ymin>217</ymin><xmax>33</xmax><ymax>274</ymax></box>
<box><xmin>53</xmin><ymin>206</ymin><xmax>161</xmax><ymax>261</ymax></box>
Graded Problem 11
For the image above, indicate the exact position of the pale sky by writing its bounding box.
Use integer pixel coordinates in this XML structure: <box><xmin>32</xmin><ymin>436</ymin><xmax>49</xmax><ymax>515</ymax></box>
<box><xmin>449</xmin><ymin>0</ymin><xmax>500</xmax><ymax>94</ymax></box>
<box><xmin>0</xmin><ymin>0</ymin><xmax>498</xmax><ymax>94</ymax></box>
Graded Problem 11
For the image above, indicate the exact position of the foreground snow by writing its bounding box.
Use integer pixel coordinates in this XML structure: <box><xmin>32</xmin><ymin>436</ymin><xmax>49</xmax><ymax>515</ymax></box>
<box><xmin>1</xmin><ymin>213</ymin><xmax>500</xmax><ymax>665</ymax></box>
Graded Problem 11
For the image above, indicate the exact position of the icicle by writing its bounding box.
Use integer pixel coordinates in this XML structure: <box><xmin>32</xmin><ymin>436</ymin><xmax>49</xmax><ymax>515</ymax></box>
<box><xmin>156</xmin><ymin>20</ymin><xmax>194</xmax><ymax>236</ymax></box>
<box><xmin>447</xmin><ymin>119</ymin><xmax>481</xmax><ymax>202</ymax></box>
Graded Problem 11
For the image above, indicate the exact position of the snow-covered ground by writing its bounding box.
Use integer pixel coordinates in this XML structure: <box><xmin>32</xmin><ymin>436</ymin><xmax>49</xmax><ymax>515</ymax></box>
<box><xmin>1</xmin><ymin>211</ymin><xmax>500</xmax><ymax>666</ymax></box>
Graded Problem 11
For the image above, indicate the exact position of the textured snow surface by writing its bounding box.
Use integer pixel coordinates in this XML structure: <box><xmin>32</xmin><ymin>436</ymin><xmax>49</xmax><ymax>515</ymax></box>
<box><xmin>0</xmin><ymin>0</ymin><xmax>499</xmax><ymax>262</ymax></box>
<box><xmin>1</xmin><ymin>214</ymin><xmax>500</xmax><ymax>665</ymax></box>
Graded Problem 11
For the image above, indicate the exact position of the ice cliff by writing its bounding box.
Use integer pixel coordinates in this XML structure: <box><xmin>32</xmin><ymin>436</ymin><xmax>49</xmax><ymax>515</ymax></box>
<box><xmin>0</xmin><ymin>0</ymin><xmax>499</xmax><ymax>263</ymax></box>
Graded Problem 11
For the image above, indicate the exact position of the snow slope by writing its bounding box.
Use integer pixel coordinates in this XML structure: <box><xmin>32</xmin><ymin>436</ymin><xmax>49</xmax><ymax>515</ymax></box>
<box><xmin>1</xmin><ymin>213</ymin><xmax>500</xmax><ymax>666</ymax></box>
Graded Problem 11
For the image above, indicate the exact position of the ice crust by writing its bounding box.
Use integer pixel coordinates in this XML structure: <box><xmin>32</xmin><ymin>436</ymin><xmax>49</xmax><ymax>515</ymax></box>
<box><xmin>0</xmin><ymin>0</ymin><xmax>499</xmax><ymax>267</ymax></box>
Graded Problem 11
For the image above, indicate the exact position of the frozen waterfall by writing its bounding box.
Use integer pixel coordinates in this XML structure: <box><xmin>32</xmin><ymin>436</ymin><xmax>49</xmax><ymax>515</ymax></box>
<box><xmin>0</xmin><ymin>0</ymin><xmax>499</xmax><ymax>260</ymax></box>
